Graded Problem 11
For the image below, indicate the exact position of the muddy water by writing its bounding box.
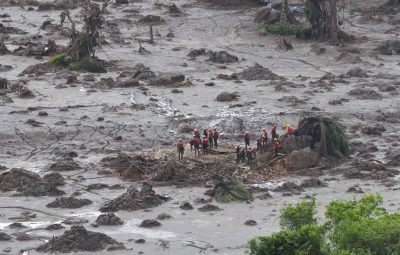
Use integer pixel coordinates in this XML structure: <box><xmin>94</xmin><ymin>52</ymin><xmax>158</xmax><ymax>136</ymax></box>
<box><xmin>1</xmin><ymin>0</ymin><xmax>400</xmax><ymax>254</ymax></box>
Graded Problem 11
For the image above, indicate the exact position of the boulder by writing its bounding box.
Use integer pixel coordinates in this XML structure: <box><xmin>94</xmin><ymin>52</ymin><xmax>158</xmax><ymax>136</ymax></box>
<box><xmin>95</xmin><ymin>213</ymin><xmax>124</xmax><ymax>225</ymax></box>
<box><xmin>287</xmin><ymin>147</ymin><xmax>320</xmax><ymax>171</ymax></box>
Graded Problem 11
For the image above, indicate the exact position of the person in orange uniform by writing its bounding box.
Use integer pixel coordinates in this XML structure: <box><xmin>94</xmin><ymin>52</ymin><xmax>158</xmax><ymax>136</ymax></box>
<box><xmin>202</xmin><ymin>136</ymin><xmax>209</xmax><ymax>154</ymax></box>
<box><xmin>193</xmin><ymin>136</ymin><xmax>200</xmax><ymax>157</ymax></box>
<box><xmin>177</xmin><ymin>139</ymin><xmax>185</xmax><ymax>160</ymax></box>
<box><xmin>273</xmin><ymin>137</ymin><xmax>280</xmax><ymax>156</ymax></box>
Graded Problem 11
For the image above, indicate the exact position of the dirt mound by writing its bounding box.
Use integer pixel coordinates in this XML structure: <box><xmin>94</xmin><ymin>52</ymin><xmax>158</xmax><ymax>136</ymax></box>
<box><xmin>17</xmin><ymin>181</ymin><xmax>66</xmax><ymax>197</ymax></box>
<box><xmin>345</xmin><ymin>67</ymin><xmax>369</xmax><ymax>78</ymax></box>
<box><xmin>348</xmin><ymin>88</ymin><xmax>382</xmax><ymax>100</ymax></box>
<box><xmin>216</xmin><ymin>92</ymin><xmax>239</xmax><ymax>102</ymax></box>
<box><xmin>300</xmin><ymin>178</ymin><xmax>328</xmax><ymax>188</ymax></box>
<box><xmin>36</xmin><ymin>226</ymin><xmax>120</xmax><ymax>252</ymax></box>
<box><xmin>198</xmin><ymin>204</ymin><xmax>222</xmax><ymax>212</ymax></box>
<box><xmin>0</xmin><ymin>168</ymin><xmax>41</xmax><ymax>192</ymax></box>
<box><xmin>47</xmin><ymin>197</ymin><xmax>93</xmax><ymax>209</ymax></box>
<box><xmin>47</xmin><ymin>159</ymin><xmax>81</xmax><ymax>171</ymax></box>
<box><xmin>100</xmin><ymin>154</ymin><xmax>150</xmax><ymax>181</ymax></box>
<box><xmin>152</xmin><ymin>161</ymin><xmax>190</xmax><ymax>183</ymax></box>
<box><xmin>42</xmin><ymin>173</ymin><xmax>65</xmax><ymax>186</ymax></box>
<box><xmin>375</xmin><ymin>40</ymin><xmax>400</xmax><ymax>55</ymax></box>
<box><xmin>96</xmin><ymin>213</ymin><xmax>124</xmax><ymax>225</ymax></box>
<box><xmin>100</xmin><ymin>183</ymin><xmax>162</xmax><ymax>212</ymax></box>
<box><xmin>209</xmin><ymin>51</ymin><xmax>238</xmax><ymax>64</ymax></box>
<box><xmin>139</xmin><ymin>219</ymin><xmax>161</xmax><ymax>228</ymax></box>
<box><xmin>236</xmin><ymin>63</ymin><xmax>284</xmax><ymax>81</ymax></box>
<box><xmin>287</xmin><ymin>148</ymin><xmax>320</xmax><ymax>172</ymax></box>
<box><xmin>361</xmin><ymin>125</ymin><xmax>386</xmax><ymax>136</ymax></box>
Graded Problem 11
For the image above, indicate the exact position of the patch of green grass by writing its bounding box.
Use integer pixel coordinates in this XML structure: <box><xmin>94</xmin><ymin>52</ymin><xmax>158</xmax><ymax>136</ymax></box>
<box><xmin>259</xmin><ymin>21</ymin><xmax>297</xmax><ymax>36</ymax></box>
<box><xmin>68</xmin><ymin>58</ymin><xmax>106</xmax><ymax>73</ymax></box>
<box><xmin>48</xmin><ymin>53</ymin><xmax>70</xmax><ymax>67</ymax></box>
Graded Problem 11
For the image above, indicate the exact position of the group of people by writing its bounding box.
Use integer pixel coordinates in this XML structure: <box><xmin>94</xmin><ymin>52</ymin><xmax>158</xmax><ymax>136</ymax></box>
<box><xmin>176</xmin><ymin>128</ymin><xmax>219</xmax><ymax>159</ymax></box>
<box><xmin>177</xmin><ymin>123</ymin><xmax>295</xmax><ymax>162</ymax></box>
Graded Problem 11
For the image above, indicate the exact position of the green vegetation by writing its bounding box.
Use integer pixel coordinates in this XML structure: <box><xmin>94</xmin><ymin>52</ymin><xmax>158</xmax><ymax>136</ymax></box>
<box><xmin>259</xmin><ymin>21</ymin><xmax>298</xmax><ymax>36</ymax></box>
<box><xmin>68</xmin><ymin>58</ymin><xmax>106</xmax><ymax>73</ymax></box>
<box><xmin>213</xmin><ymin>180</ymin><xmax>253</xmax><ymax>203</ymax></box>
<box><xmin>48</xmin><ymin>53</ymin><xmax>70</xmax><ymax>67</ymax></box>
<box><xmin>249</xmin><ymin>194</ymin><xmax>400</xmax><ymax>255</ymax></box>
<box><xmin>297</xmin><ymin>117</ymin><xmax>349</xmax><ymax>158</ymax></box>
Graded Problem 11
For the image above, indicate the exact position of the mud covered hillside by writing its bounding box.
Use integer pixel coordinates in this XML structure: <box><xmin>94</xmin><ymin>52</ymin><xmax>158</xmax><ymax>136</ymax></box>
<box><xmin>0</xmin><ymin>0</ymin><xmax>399</xmax><ymax>254</ymax></box>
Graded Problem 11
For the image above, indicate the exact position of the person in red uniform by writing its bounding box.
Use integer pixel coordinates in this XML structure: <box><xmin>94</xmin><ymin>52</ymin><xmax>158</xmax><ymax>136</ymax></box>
<box><xmin>262</xmin><ymin>129</ymin><xmax>269</xmax><ymax>146</ymax></box>
<box><xmin>273</xmin><ymin>137</ymin><xmax>280</xmax><ymax>156</ymax></box>
<box><xmin>287</xmin><ymin>126</ymin><xmax>294</xmax><ymax>134</ymax></box>
<box><xmin>257</xmin><ymin>135</ymin><xmax>263</xmax><ymax>151</ymax></box>
<box><xmin>177</xmin><ymin>139</ymin><xmax>185</xmax><ymax>160</ymax></box>
<box><xmin>202</xmin><ymin>136</ymin><xmax>209</xmax><ymax>154</ymax></box>
<box><xmin>213</xmin><ymin>128</ymin><xmax>219</xmax><ymax>149</ymax></box>
<box><xmin>208</xmin><ymin>129</ymin><xmax>214</xmax><ymax>148</ymax></box>
<box><xmin>247</xmin><ymin>146</ymin><xmax>255</xmax><ymax>165</ymax></box>
<box><xmin>244</xmin><ymin>131</ymin><xmax>250</xmax><ymax>148</ymax></box>
<box><xmin>271</xmin><ymin>125</ymin><xmax>278</xmax><ymax>139</ymax></box>
<box><xmin>194</xmin><ymin>129</ymin><xmax>200</xmax><ymax>139</ymax></box>
<box><xmin>193</xmin><ymin>136</ymin><xmax>200</xmax><ymax>157</ymax></box>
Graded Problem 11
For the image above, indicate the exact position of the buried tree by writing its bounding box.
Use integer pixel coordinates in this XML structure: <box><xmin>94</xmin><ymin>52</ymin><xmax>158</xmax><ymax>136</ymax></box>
<box><xmin>49</xmin><ymin>0</ymin><xmax>110</xmax><ymax>72</ymax></box>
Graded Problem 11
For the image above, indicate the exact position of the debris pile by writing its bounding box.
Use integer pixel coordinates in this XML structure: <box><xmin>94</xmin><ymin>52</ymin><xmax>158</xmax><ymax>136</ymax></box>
<box><xmin>236</xmin><ymin>63</ymin><xmax>284</xmax><ymax>81</ymax></box>
<box><xmin>47</xmin><ymin>197</ymin><xmax>93</xmax><ymax>209</ymax></box>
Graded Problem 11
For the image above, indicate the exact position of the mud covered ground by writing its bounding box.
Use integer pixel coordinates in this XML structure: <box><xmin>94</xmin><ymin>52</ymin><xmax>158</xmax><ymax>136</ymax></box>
<box><xmin>0</xmin><ymin>0</ymin><xmax>400</xmax><ymax>254</ymax></box>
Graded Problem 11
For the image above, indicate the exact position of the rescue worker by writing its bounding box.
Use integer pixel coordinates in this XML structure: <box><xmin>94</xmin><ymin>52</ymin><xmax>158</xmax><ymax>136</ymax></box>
<box><xmin>239</xmin><ymin>147</ymin><xmax>246</xmax><ymax>163</ymax></box>
<box><xmin>202</xmin><ymin>136</ymin><xmax>209</xmax><ymax>154</ymax></box>
<box><xmin>208</xmin><ymin>129</ymin><xmax>214</xmax><ymax>148</ymax></box>
<box><xmin>213</xmin><ymin>128</ymin><xmax>219</xmax><ymax>149</ymax></box>
<box><xmin>257</xmin><ymin>135</ymin><xmax>263</xmax><ymax>151</ymax></box>
<box><xmin>247</xmin><ymin>146</ymin><xmax>255</xmax><ymax>165</ymax></box>
<box><xmin>193</xmin><ymin>135</ymin><xmax>200</xmax><ymax>157</ymax></box>
<box><xmin>262</xmin><ymin>129</ymin><xmax>269</xmax><ymax>146</ymax></box>
<box><xmin>194</xmin><ymin>129</ymin><xmax>200</xmax><ymax>139</ymax></box>
<box><xmin>203</xmin><ymin>129</ymin><xmax>208</xmax><ymax>138</ymax></box>
<box><xmin>271</xmin><ymin>125</ymin><xmax>278</xmax><ymax>139</ymax></box>
<box><xmin>189</xmin><ymin>137</ymin><xmax>194</xmax><ymax>151</ymax></box>
<box><xmin>287</xmin><ymin>126</ymin><xmax>294</xmax><ymax>134</ymax></box>
<box><xmin>177</xmin><ymin>139</ymin><xmax>185</xmax><ymax>160</ymax></box>
<box><xmin>273</xmin><ymin>137</ymin><xmax>280</xmax><ymax>156</ymax></box>
<box><xmin>244</xmin><ymin>131</ymin><xmax>250</xmax><ymax>148</ymax></box>
<box><xmin>235</xmin><ymin>145</ymin><xmax>241</xmax><ymax>164</ymax></box>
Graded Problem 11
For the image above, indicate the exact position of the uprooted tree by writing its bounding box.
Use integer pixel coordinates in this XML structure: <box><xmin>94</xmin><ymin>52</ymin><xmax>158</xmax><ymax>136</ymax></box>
<box><xmin>49</xmin><ymin>0</ymin><xmax>110</xmax><ymax>72</ymax></box>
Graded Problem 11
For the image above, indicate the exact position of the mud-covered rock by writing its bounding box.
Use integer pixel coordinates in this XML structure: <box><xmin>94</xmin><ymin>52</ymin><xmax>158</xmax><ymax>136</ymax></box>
<box><xmin>0</xmin><ymin>168</ymin><xmax>41</xmax><ymax>192</ymax></box>
<box><xmin>216</xmin><ymin>91</ymin><xmax>238</xmax><ymax>102</ymax></box>
<box><xmin>347</xmin><ymin>186</ymin><xmax>364</xmax><ymax>193</ymax></box>
<box><xmin>244</xmin><ymin>219</ymin><xmax>257</xmax><ymax>226</ymax></box>
<box><xmin>284</xmin><ymin>135</ymin><xmax>313</xmax><ymax>154</ymax></box>
<box><xmin>115</xmin><ymin>78</ymin><xmax>140</xmax><ymax>88</ymax></box>
<box><xmin>0</xmin><ymin>232</ymin><xmax>12</xmax><ymax>241</ymax></box>
<box><xmin>187</xmin><ymin>48</ymin><xmax>209</xmax><ymax>58</ymax></box>
<box><xmin>300</xmin><ymin>178</ymin><xmax>328</xmax><ymax>188</ymax></box>
<box><xmin>36</xmin><ymin>226</ymin><xmax>120</xmax><ymax>252</ymax></box>
<box><xmin>346</xmin><ymin>67</ymin><xmax>369</xmax><ymax>78</ymax></box>
<box><xmin>256</xmin><ymin>192</ymin><xmax>273</xmax><ymax>200</ymax></box>
<box><xmin>0</xmin><ymin>42</ymin><xmax>10</xmax><ymax>55</ymax></box>
<box><xmin>47</xmin><ymin>197</ymin><xmax>92</xmax><ymax>209</ymax></box>
<box><xmin>287</xmin><ymin>148</ymin><xmax>319</xmax><ymax>171</ymax></box>
<box><xmin>47</xmin><ymin>159</ymin><xmax>81</xmax><ymax>171</ymax></box>
<box><xmin>16</xmin><ymin>233</ymin><xmax>33</xmax><ymax>241</ymax></box>
<box><xmin>0</xmin><ymin>24</ymin><xmax>27</xmax><ymax>34</ymax></box>
<box><xmin>157</xmin><ymin>213</ymin><xmax>172</xmax><ymax>220</ymax></box>
<box><xmin>139</xmin><ymin>219</ymin><xmax>161</xmax><ymax>228</ymax></box>
<box><xmin>148</xmin><ymin>74</ymin><xmax>185</xmax><ymax>87</ymax></box>
<box><xmin>45</xmin><ymin>224</ymin><xmax>65</xmax><ymax>231</ymax></box>
<box><xmin>209</xmin><ymin>51</ymin><xmax>238</xmax><ymax>63</ymax></box>
<box><xmin>17</xmin><ymin>181</ymin><xmax>66</xmax><ymax>197</ymax></box>
<box><xmin>42</xmin><ymin>173</ymin><xmax>65</xmax><ymax>186</ymax></box>
<box><xmin>62</xmin><ymin>217</ymin><xmax>89</xmax><ymax>225</ymax></box>
<box><xmin>348</xmin><ymin>88</ymin><xmax>382</xmax><ymax>100</ymax></box>
<box><xmin>273</xmin><ymin>182</ymin><xmax>304</xmax><ymax>193</ymax></box>
<box><xmin>197</xmin><ymin>204</ymin><xmax>222</xmax><ymax>212</ymax></box>
<box><xmin>138</xmin><ymin>15</ymin><xmax>165</xmax><ymax>25</ymax></box>
<box><xmin>100</xmin><ymin>183</ymin><xmax>162</xmax><ymax>212</ymax></box>
<box><xmin>236</xmin><ymin>63</ymin><xmax>284</xmax><ymax>81</ymax></box>
<box><xmin>385</xmin><ymin>148</ymin><xmax>400</xmax><ymax>166</ymax></box>
<box><xmin>87</xmin><ymin>183</ymin><xmax>109</xmax><ymax>191</ymax></box>
<box><xmin>180</xmin><ymin>201</ymin><xmax>194</xmax><ymax>210</ymax></box>
<box><xmin>152</xmin><ymin>161</ymin><xmax>190</xmax><ymax>183</ymax></box>
<box><xmin>96</xmin><ymin>213</ymin><xmax>124</xmax><ymax>225</ymax></box>
<box><xmin>375</xmin><ymin>40</ymin><xmax>400</xmax><ymax>55</ymax></box>
<box><xmin>8</xmin><ymin>222</ymin><xmax>26</xmax><ymax>229</ymax></box>
<box><xmin>361</xmin><ymin>125</ymin><xmax>386</xmax><ymax>136</ymax></box>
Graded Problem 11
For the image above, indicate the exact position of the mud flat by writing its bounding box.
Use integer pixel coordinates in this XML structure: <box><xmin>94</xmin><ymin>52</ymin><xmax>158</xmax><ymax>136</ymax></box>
<box><xmin>0</xmin><ymin>0</ymin><xmax>400</xmax><ymax>254</ymax></box>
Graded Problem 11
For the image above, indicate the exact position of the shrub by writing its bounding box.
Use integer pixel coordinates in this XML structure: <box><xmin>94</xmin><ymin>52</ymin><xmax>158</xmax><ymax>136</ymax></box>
<box><xmin>213</xmin><ymin>180</ymin><xmax>253</xmax><ymax>203</ymax></box>
<box><xmin>259</xmin><ymin>21</ymin><xmax>297</xmax><ymax>36</ymax></box>
<box><xmin>280</xmin><ymin>197</ymin><xmax>317</xmax><ymax>230</ymax></box>
<box><xmin>49</xmin><ymin>53</ymin><xmax>70</xmax><ymax>67</ymax></box>
<box><xmin>68</xmin><ymin>58</ymin><xmax>106</xmax><ymax>73</ymax></box>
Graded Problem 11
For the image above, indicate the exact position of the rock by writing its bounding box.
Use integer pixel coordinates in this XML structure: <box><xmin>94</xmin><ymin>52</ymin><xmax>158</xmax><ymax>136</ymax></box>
<box><xmin>8</xmin><ymin>222</ymin><xmax>26</xmax><ymax>229</ymax></box>
<box><xmin>0</xmin><ymin>168</ymin><xmax>41</xmax><ymax>192</ymax></box>
<box><xmin>87</xmin><ymin>183</ymin><xmax>109</xmax><ymax>191</ymax></box>
<box><xmin>236</xmin><ymin>63</ymin><xmax>284</xmax><ymax>81</ymax></box>
<box><xmin>347</xmin><ymin>186</ymin><xmax>364</xmax><ymax>193</ymax></box>
<box><xmin>47</xmin><ymin>159</ymin><xmax>81</xmax><ymax>171</ymax></box>
<box><xmin>47</xmin><ymin>197</ymin><xmax>92</xmax><ymax>209</ymax></box>
<box><xmin>157</xmin><ymin>213</ymin><xmax>172</xmax><ymax>220</ymax></box>
<box><xmin>0</xmin><ymin>232</ymin><xmax>12</xmax><ymax>241</ymax></box>
<box><xmin>287</xmin><ymin>147</ymin><xmax>320</xmax><ymax>171</ymax></box>
<box><xmin>16</xmin><ymin>233</ymin><xmax>33</xmax><ymax>241</ymax></box>
<box><xmin>17</xmin><ymin>181</ymin><xmax>66</xmax><ymax>197</ymax></box>
<box><xmin>135</xmin><ymin>239</ymin><xmax>145</xmax><ymax>243</ymax></box>
<box><xmin>244</xmin><ymin>219</ymin><xmax>257</xmax><ymax>226</ymax></box>
<box><xmin>179</xmin><ymin>201</ymin><xmax>194</xmax><ymax>210</ymax></box>
<box><xmin>0</xmin><ymin>24</ymin><xmax>26</xmax><ymax>34</ymax></box>
<box><xmin>139</xmin><ymin>219</ymin><xmax>161</xmax><ymax>228</ymax></box>
<box><xmin>66</xmin><ymin>74</ymin><xmax>78</xmax><ymax>84</ymax></box>
<box><xmin>216</xmin><ymin>92</ymin><xmax>238</xmax><ymax>102</ymax></box>
<box><xmin>171</xmin><ymin>88</ymin><xmax>183</xmax><ymax>93</ymax></box>
<box><xmin>38</xmin><ymin>111</ymin><xmax>48</xmax><ymax>116</ymax></box>
<box><xmin>36</xmin><ymin>226</ymin><xmax>120</xmax><ymax>252</ymax></box>
<box><xmin>256</xmin><ymin>192</ymin><xmax>272</xmax><ymax>200</ymax></box>
<box><xmin>0</xmin><ymin>42</ymin><xmax>11</xmax><ymax>55</ymax></box>
<box><xmin>193</xmin><ymin>197</ymin><xmax>212</xmax><ymax>204</ymax></box>
<box><xmin>197</xmin><ymin>204</ymin><xmax>222</xmax><ymax>212</ymax></box>
<box><xmin>346</xmin><ymin>67</ymin><xmax>369</xmax><ymax>78</ymax></box>
<box><xmin>375</xmin><ymin>40</ymin><xmax>400</xmax><ymax>55</ymax></box>
<box><xmin>46</xmin><ymin>224</ymin><xmax>65</xmax><ymax>231</ymax></box>
<box><xmin>168</xmin><ymin>3</ymin><xmax>180</xmax><ymax>13</ymax></box>
<box><xmin>254</xmin><ymin>6</ymin><xmax>280</xmax><ymax>23</ymax></box>
<box><xmin>148</xmin><ymin>74</ymin><xmax>185</xmax><ymax>87</ymax></box>
<box><xmin>62</xmin><ymin>217</ymin><xmax>89</xmax><ymax>225</ymax></box>
<box><xmin>43</xmin><ymin>173</ymin><xmax>65</xmax><ymax>186</ymax></box>
<box><xmin>138</xmin><ymin>15</ymin><xmax>165</xmax><ymax>25</ymax></box>
<box><xmin>26</xmin><ymin>118</ymin><xmax>43</xmax><ymax>126</ymax></box>
<box><xmin>209</xmin><ymin>51</ymin><xmax>238</xmax><ymax>64</ymax></box>
<box><xmin>116</xmin><ymin>0</ymin><xmax>128</xmax><ymax>4</ymax></box>
<box><xmin>100</xmin><ymin>183</ymin><xmax>162</xmax><ymax>212</ymax></box>
<box><xmin>361</xmin><ymin>125</ymin><xmax>386</xmax><ymax>136</ymax></box>
<box><xmin>187</xmin><ymin>48</ymin><xmax>208</xmax><ymax>58</ymax></box>
<box><xmin>386</xmin><ymin>148</ymin><xmax>400</xmax><ymax>166</ymax></box>
<box><xmin>273</xmin><ymin>182</ymin><xmax>304</xmax><ymax>193</ymax></box>
<box><xmin>131</xmin><ymin>64</ymin><xmax>156</xmax><ymax>80</ymax></box>
<box><xmin>300</xmin><ymin>178</ymin><xmax>328</xmax><ymax>188</ymax></box>
<box><xmin>348</xmin><ymin>88</ymin><xmax>382</xmax><ymax>100</ymax></box>
<box><xmin>96</xmin><ymin>213</ymin><xmax>124</xmax><ymax>225</ymax></box>
<box><xmin>20</xmin><ymin>63</ymin><xmax>50</xmax><ymax>76</ymax></box>
<box><xmin>284</xmin><ymin>135</ymin><xmax>313</xmax><ymax>154</ymax></box>
<box><xmin>115</xmin><ymin>78</ymin><xmax>140</xmax><ymax>88</ymax></box>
